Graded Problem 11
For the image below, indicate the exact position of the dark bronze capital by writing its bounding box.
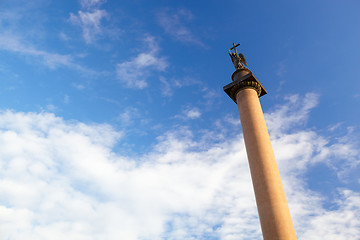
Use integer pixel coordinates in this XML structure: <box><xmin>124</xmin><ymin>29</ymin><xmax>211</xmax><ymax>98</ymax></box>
<box><xmin>223</xmin><ymin>70</ymin><xmax>267</xmax><ymax>103</ymax></box>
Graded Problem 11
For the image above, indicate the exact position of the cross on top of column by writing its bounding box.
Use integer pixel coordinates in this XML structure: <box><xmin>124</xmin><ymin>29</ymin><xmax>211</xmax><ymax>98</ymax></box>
<box><xmin>230</xmin><ymin>43</ymin><xmax>240</xmax><ymax>55</ymax></box>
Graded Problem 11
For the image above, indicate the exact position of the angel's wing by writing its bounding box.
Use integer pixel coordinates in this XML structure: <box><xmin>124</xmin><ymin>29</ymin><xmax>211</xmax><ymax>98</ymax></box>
<box><xmin>239</xmin><ymin>53</ymin><xmax>247</xmax><ymax>66</ymax></box>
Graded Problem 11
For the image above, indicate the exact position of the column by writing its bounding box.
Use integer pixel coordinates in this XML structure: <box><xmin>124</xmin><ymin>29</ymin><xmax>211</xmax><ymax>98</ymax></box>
<box><xmin>224</xmin><ymin>69</ymin><xmax>297</xmax><ymax>240</ymax></box>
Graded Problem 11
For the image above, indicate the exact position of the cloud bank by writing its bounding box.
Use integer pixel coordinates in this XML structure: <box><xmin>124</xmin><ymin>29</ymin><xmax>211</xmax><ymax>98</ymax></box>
<box><xmin>0</xmin><ymin>94</ymin><xmax>359</xmax><ymax>239</ymax></box>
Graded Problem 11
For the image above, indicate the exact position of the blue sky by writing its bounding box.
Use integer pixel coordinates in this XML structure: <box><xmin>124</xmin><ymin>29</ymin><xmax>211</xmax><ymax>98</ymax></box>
<box><xmin>0</xmin><ymin>0</ymin><xmax>359</xmax><ymax>239</ymax></box>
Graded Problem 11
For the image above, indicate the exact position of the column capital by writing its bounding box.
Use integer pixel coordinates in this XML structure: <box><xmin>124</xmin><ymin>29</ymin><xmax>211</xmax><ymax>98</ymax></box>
<box><xmin>223</xmin><ymin>69</ymin><xmax>267</xmax><ymax>103</ymax></box>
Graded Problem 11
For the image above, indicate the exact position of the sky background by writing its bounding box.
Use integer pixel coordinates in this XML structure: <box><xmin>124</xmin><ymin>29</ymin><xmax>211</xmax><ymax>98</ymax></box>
<box><xmin>0</xmin><ymin>0</ymin><xmax>359</xmax><ymax>239</ymax></box>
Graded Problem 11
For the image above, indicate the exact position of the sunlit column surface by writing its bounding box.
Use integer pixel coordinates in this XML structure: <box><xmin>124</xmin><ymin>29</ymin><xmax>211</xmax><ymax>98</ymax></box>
<box><xmin>224</xmin><ymin>69</ymin><xmax>297</xmax><ymax>240</ymax></box>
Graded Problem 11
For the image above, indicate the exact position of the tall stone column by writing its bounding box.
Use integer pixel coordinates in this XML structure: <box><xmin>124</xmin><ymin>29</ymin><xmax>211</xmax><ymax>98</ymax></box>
<box><xmin>224</xmin><ymin>69</ymin><xmax>297</xmax><ymax>240</ymax></box>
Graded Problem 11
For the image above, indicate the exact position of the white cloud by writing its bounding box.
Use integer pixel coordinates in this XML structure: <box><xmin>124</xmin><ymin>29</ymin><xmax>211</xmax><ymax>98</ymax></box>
<box><xmin>265</xmin><ymin>92</ymin><xmax>319</xmax><ymax>137</ymax></box>
<box><xmin>45</xmin><ymin>104</ymin><xmax>57</xmax><ymax>112</ymax></box>
<box><xmin>184</xmin><ymin>107</ymin><xmax>201</xmax><ymax>119</ymax></box>
<box><xmin>221</xmin><ymin>114</ymin><xmax>241</xmax><ymax>127</ymax></box>
<box><xmin>0</xmin><ymin>33</ymin><xmax>94</xmax><ymax>73</ymax></box>
<box><xmin>69</xmin><ymin>9</ymin><xmax>108</xmax><ymax>44</ymax></box>
<box><xmin>328</xmin><ymin>122</ymin><xmax>343</xmax><ymax>132</ymax></box>
<box><xmin>277</xmin><ymin>61</ymin><xmax>287</xmax><ymax>77</ymax></box>
<box><xmin>156</xmin><ymin>8</ymin><xmax>204</xmax><ymax>46</ymax></box>
<box><xmin>173</xmin><ymin>106</ymin><xmax>202</xmax><ymax>120</ymax></box>
<box><xmin>0</xmin><ymin>33</ymin><xmax>70</xmax><ymax>69</ymax></box>
<box><xmin>117</xmin><ymin>107</ymin><xmax>140</xmax><ymax>126</ymax></box>
<box><xmin>64</xmin><ymin>95</ymin><xmax>70</xmax><ymax>104</ymax></box>
<box><xmin>80</xmin><ymin>0</ymin><xmax>107</xmax><ymax>9</ymax></box>
<box><xmin>160</xmin><ymin>76</ymin><xmax>201</xmax><ymax>97</ymax></box>
<box><xmin>0</xmin><ymin>94</ymin><xmax>359</xmax><ymax>239</ymax></box>
<box><xmin>159</xmin><ymin>76</ymin><xmax>173</xmax><ymax>96</ymax></box>
<box><xmin>69</xmin><ymin>0</ymin><xmax>118</xmax><ymax>44</ymax></box>
<box><xmin>59</xmin><ymin>32</ymin><xmax>70</xmax><ymax>41</ymax></box>
<box><xmin>72</xmin><ymin>83</ymin><xmax>86</xmax><ymax>90</ymax></box>
<box><xmin>298</xmin><ymin>189</ymin><xmax>360</xmax><ymax>239</ymax></box>
<box><xmin>0</xmin><ymin>8</ymin><xmax>96</xmax><ymax>73</ymax></box>
<box><xmin>116</xmin><ymin>36</ymin><xmax>168</xmax><ymax>89</ymax></box>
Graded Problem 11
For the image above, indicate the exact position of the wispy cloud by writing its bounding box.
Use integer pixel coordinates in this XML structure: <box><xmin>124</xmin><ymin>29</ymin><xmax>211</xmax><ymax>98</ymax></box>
<box><xmin>160</xmin><ymin>76</ymin><xmax>201</xmax><ymax>97</ymax></box>
<box><xmin>45</xmin><ymin>104</ymin><xmax>57</xmax><ymax>112</ymax></box>
<box><xmin>80</xmin><ymin>0</ymin><xmax>107</xmax><ymax>10</ymax></box>
<box><xmin>277</xmin><ymin>61</ymin><xmax>287</xmax><ymax>77</ymax></box>
<box><xmin>59</xmin><ymin>32</ymin><xmax>70</xmax><ymax>41</ymax></box>
<box><xmin>0</xmin><ymin>94</ymin><xmax>359</xmax><ymax>239</ymax></box>
<box><xmin>156</xmin><ymin>8</ymin><xmax>204</xmax><ymax>46</ymax></box>
<box><xmin>185</xmin><ymin>108</ymin><xmax>201</xmax><ymax>119</ymax></box>
<box><xmin>265</xmin><ymin>92</ymin><xmax>319</xmax><ymax>136</ymax></box>
<box><xmin>293</xmin><ymin>189</ymin><xmax>360</xmax><ymax>239</ymax></box>
<box><xmin>117</xmin><ymin>107</ymin><xmax>140</xmax><ymax>126</ymax></box>
<box><xmin>69</xmin><ymin>10</ymin><xmax>109</xmax><ymax>44</ymax></box>
<box><xmin>181</xmin><ymin>107</ymin><xmax>201</xmax><ymax>120</ymax></box>
<box><xmin>0</xmin><ymin>6</ymin><xmax>97</xmax><ymax>74</ymax></box>
<box><xmin>116</xmin><ymin>36</ymin><xmax>168</xmax><ymax>89</ymax></box>
<box><xmin>72</xmin><ymin>83</ymin><xmax>86</xmax><ymax>90</ymax></box>
<box><xmin>69</xmin><ymin>0</ymin><xmax>111</xmax><ymax>44</ymax></box>
<box><xmin>159</xmin><ymin>76</ymin><xmax>173</xmax><ymax>96</ymax></box>
<box><xmin>0</xmin><ymin>32</ymin><xmax>90</xmax><ymax>72</ymax></box>
<box><xmin>63</xmin><ymin>95</ymin><xmax>70</xmax><ymax>104</ymax></box>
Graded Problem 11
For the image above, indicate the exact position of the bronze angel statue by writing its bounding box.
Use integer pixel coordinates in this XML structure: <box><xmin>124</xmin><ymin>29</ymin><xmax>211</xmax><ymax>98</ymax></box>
<box><xmin>229</xmin><ymin>43</ymin><xmax>247</xmax><ymax>70</ymax></box>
